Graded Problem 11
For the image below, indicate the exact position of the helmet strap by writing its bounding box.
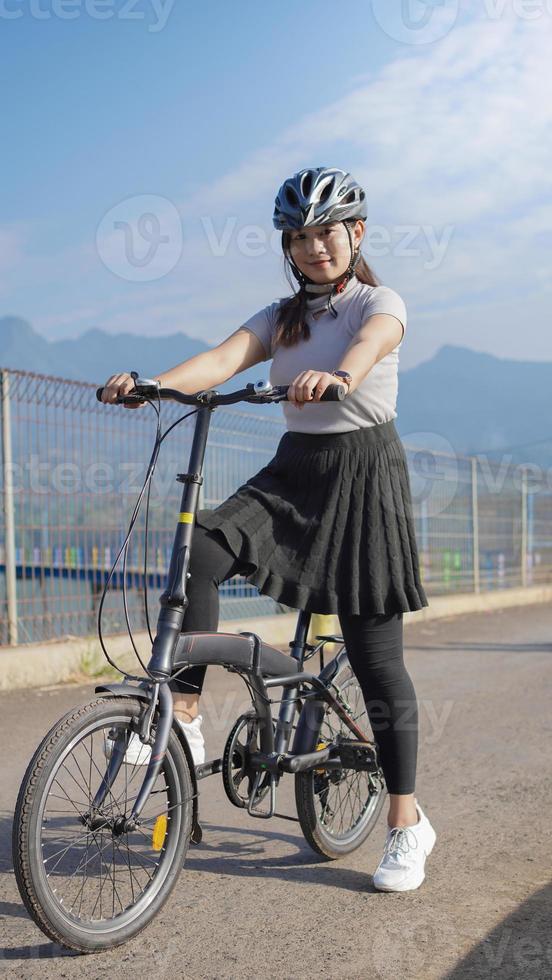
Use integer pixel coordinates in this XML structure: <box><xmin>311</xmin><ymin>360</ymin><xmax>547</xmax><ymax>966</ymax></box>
<box><xmin>286</xmin><ymin>221</ymin><xmax>360</xmax><ymax>315</ymax></box>
<box><xmin>328</xmin><ymin>223</ymin><xmax>359</xmax><ymax>317</ymax></box>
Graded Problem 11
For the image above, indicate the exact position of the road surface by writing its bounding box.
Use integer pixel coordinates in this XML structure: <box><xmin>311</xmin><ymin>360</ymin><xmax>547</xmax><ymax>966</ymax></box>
<box><xmin>1</xmin><ymin>603</ymin><xmax>551</xmax><ymax>979</ymax></box>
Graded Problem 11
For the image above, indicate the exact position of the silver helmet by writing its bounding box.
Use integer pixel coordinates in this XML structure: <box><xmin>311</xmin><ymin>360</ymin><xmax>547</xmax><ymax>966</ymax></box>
<box><xmin>273</xmin><ymin>167</ymin><xmax>367</xmax><ymax>231</ymax></box>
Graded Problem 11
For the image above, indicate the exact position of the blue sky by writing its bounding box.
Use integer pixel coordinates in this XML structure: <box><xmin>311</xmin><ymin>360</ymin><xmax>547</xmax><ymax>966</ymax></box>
<box><xmin>1</xmin><ymin>0</ymin><xmax>550</xmax><ymax>369</ymax></box>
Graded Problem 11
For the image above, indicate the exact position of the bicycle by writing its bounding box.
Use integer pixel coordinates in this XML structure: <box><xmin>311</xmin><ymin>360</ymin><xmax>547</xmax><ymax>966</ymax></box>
<box><xmin>12</xmin><ymin>374</ymin><xmax>387</xmax><ymax>954</ymax></box>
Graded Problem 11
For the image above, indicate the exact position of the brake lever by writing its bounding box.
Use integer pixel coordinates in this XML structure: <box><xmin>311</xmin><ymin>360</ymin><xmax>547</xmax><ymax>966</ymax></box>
<box><xmin>130</xmin><ymin>371</ymin><xmax>161</xmax><ymax>396</ymax></box>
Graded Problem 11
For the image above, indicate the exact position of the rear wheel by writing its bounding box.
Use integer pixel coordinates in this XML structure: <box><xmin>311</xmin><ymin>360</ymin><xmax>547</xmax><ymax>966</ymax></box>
<box><xmin>295</xmin><ymin>668</ymin><xmax>386</xmax><ymax>859</ymax></box>
<box><xmin>13</xmin><ymin>696</ymin><xmax>193</xmax><ymax>953</ymax></box>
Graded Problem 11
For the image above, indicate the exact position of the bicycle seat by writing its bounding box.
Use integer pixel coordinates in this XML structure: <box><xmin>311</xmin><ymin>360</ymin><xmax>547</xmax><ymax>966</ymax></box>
<box><xmin>173</xmin><ymin>630</ymin><xmax>299</xmax><ymax>678</ymax></box>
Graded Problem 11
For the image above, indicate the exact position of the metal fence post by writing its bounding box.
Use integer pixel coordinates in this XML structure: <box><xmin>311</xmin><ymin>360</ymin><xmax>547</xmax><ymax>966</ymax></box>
<box><xmin>521</xmin><ymin>466</ymin><xmax>528</xmax><ymax>588</ymax></box>
<box><xmin>471</xmin><ymin>456</ymin><xmax>480</xmax><ymax>594</ymax></box>
<box><xmin>1</xmin><ymin>369</ymin><xmax>18</xmax><ymax>644</ymax></box>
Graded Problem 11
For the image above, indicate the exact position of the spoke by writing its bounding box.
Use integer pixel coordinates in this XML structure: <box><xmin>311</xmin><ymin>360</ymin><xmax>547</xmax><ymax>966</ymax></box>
<box><xmin>42</xmin><ymin>825</ymin><xmax>107</xmax><ymax>868</ymax></box>
<box><xmin>42</xmin><ymin>808</ymin><xmax>88</xmax><ymax>815</ymax></box>
<box><xmin>45</xmin><ymin>792</ymin><xmax>89</xmax><ymax>808</ymax></box>
<box><xmin>107</xmin><ymin>766</ymin><xmax>168</xmax><ymax>813</ymax></box>
<box><xmin>58</xmin><ymin>756</ymin><xmax>93</xmax><ymax>809</ymax></box>
<box><xmin>79</xmin><ymin>736</ymin><xmax>122</xmax><ymax>816</ymax></box>
<box><xmin>112</xmin><ymin>835</ymin><xmax>140</xmax><ymax>903</ymax></box>
<box><xmin>51</xmin><ymin>779</ymin><xmax>89</xmax><ymax>816</ymax></box>
<box><xmin>91</xmin><ymin>830</ymin><xmax>125</xmax><ymax>917</ymax></box>
<box><xmin>312</xmin><ymin>681</ymin><xmax>376</xmax><ymax>839</ymax></box>
<box><xmin>50</xmin><ymin>827</ymin><xmax>110</xmax><ymax>883</ymax></box>
<box><xmin>69</xmin><ymin>744</ymin><xmax>95</xmax><ymax>807</ymax></box>
<box><xmin>67</xmin><ymin>834</ymin><xmax>95</xmax><ymax>915</ymax></box>
<box><xmin>90</xmin><ymin>831</ymin><xmax>111</xmax><ymax>920</ymax></box>
<box><xmin>116</xmin><ymin>833</ymin><xmax>158</xmax><ymax>879</ymax></box>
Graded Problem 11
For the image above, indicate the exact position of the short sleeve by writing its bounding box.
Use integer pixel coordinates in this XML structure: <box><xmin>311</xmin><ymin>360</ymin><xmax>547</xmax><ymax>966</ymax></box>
<box><xmin>239</xmin><ymin>301</ymin><xmax>279</xmax><ymax>361</ymax></box>
<box><xmin>360</xmin><ymin>286</ymin><xmax>407</xmax><ymax>345</ymax></box>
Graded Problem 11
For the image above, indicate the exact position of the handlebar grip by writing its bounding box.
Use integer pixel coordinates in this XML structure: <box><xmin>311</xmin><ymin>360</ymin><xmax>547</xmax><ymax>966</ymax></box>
<box><xmin>96</xmin><ymin>386</ymin><xmax>144</xmax><ymax>405</ymax></box>
<box><xmin>320</xmin><ymin>382</ymin><xmax>346</xmax><ymax>402</ymax></box>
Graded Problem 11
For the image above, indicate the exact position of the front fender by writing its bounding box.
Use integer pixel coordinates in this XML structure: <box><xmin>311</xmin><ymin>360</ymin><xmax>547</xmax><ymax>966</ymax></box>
<box><xmin>95</xmin><ymin>682</ymin><xmax>200</xmax><ymax>836</ymax></box>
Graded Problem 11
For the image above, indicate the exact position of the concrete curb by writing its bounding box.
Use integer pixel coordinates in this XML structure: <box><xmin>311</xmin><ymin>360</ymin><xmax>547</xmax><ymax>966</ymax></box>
<box><xmin>1</xmin><ymin>584</ymin><xmax>551</xmax><ymax>691</ymax></box>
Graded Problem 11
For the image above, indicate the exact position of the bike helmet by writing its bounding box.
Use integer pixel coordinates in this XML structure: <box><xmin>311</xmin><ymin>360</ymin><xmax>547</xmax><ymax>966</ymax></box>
<box><xmin>273</xmin><ymin>167</ymin><xmax>367</xmax><ymax>231</ymax></box>
<box><xmin>273</xmin><ymin>167</ymin><xmax>367</xmax><ymax>316</ymax></box>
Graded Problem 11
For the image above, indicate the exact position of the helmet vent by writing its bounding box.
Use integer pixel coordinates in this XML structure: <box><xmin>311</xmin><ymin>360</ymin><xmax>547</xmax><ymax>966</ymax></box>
<box><xmin>301</xmin><ymin>172</ymin><xmax>313</xmax><ymax>197</ymax></box>
<box><xmin>319</xmin><ymin>181</ymin><xmax>333</xmax><ymax>203</ymax></box>
<box><xmin>285</xmin><ymin>186</ymin><xmax>299</xmax><ymax>207</ymax></box>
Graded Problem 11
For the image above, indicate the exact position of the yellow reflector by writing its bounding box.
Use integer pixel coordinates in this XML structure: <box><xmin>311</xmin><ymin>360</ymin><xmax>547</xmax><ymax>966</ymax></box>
<box><xmin>315</xmin><ymin>740</ymin><xmax>328</xmax><ymax>774</ymax></box>
<box><xmin>178</xmin><ymin>512</ymin><xmax>194</xmax><ymax>523</ymax></box>
<box><xmin>152</xmin><ymin>814</ymin><xmax>168</xmax><ymax>851</ymax></box>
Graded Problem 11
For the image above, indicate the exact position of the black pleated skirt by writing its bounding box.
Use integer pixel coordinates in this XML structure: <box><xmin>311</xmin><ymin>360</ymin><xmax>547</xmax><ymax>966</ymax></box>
<box><xmin>194</xmin><ymin>418</ymin><xmax>429</xmax><ymax>617</ymax></box>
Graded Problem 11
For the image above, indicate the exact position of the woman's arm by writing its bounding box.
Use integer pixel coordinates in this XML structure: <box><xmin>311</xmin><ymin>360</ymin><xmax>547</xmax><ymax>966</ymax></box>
<box><xmin>334</xmin><ymin>313</ymin><xmax>404</xmax><ymax>394</ymax></box>
<box><xmin>155</xmin><ymin>328</ymin><xmax>267</xmax><ymax>392</ymax></box>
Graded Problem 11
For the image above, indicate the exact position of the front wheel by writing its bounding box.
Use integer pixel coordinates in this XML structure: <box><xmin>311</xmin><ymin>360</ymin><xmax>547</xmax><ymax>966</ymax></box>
<box><xmin>295</xmin><ymin>669</ymin><xmax>386</xmax><ymax>859</ymax></box>
<box><xmin>12</xmin><ymin>696</ymin><xmax>194</xmax><ymax>953</ymax></box>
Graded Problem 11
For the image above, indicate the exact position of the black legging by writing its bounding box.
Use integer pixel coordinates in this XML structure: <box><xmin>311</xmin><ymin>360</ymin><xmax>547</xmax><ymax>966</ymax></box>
<box><xmin>170</xmin><ymin>525</ymin><xmax>418</xmax><ymax>795</ymax></box>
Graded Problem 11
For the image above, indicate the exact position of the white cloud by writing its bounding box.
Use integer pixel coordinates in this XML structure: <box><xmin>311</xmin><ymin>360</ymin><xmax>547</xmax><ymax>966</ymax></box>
<box><xmin>169</xmin><ymin>8</ymin><xmax>551</xmax><ymax>364</ymax></box>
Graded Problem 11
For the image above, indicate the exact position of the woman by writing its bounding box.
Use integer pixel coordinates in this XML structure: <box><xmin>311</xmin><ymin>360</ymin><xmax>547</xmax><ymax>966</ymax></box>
<box><xmin>101</xmin><ymin>167</ymin><xmax>436</xmax><ymax>892</ymax></box>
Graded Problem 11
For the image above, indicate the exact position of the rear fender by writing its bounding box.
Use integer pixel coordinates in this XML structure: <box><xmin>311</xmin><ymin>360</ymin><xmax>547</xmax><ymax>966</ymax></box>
<box><xmin>291</xmin><ymin>648</ymin><xmax>351</xmax><ymax>755</ymax></box>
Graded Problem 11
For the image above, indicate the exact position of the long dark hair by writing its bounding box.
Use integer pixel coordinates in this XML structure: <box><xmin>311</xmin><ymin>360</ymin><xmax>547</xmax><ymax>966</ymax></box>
<box><xmin>272</xmin><ymin>219</ymin><xmax>380</xmax><ymax>353</ymax></box>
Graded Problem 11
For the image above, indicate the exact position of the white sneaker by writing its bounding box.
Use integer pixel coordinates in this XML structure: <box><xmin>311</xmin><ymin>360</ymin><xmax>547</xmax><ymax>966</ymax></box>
<box><xmin>372</xmin><ymin>800</ymin><xmax>436</xmax><ymax>892</ymax></box>
<box><xmin>177</xmin><ymin>714</ymin><xmax>206</xmax><ymax>766</ymax></box>
<box><xmin>104</xmin><ymin>715</ymin><xmax>205</xmax><ymax>768</ymax></box>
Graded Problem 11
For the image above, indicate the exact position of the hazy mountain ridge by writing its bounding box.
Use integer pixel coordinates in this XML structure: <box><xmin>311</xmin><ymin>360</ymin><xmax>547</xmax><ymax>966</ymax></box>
<box><xmin>1</xmin><ymin>317</ymin><xmax>550</xmax><ymax>465</ymax></box>
<box><xmin>397</xmin><ymin>343</ymin><xmax>552</xmax><ymax>466</ymax></box>
<box><xmin>0</xmin><ymin>314</ymin><xmax>278</xmax><ymax>416</ymax></box>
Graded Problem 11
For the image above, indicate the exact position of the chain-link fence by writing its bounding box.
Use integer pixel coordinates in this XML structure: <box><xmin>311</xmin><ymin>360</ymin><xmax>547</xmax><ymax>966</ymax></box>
<box><xmin>1</xmin><ymin>368</ymin><xmax>550</xmax><ymax>646</ymax></box>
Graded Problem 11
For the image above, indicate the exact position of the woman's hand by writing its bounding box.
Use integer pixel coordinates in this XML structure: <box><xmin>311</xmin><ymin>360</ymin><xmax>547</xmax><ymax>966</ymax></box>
<box><xmin>100</xmin><ymin>372</ymin><xmax>149</xmax><ymax>410</ymax></box>
<box><xmin>287</xmin><ymin>370</ymin><xmax>339</xmax><ymax>410</ymax></box>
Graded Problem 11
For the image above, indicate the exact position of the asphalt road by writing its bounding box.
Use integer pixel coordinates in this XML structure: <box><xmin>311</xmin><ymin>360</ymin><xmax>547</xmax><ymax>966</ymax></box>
<box><xmin>1</xmin><ymin>603</ymin><xmax>551</xmax><ymax>980</ymax></box>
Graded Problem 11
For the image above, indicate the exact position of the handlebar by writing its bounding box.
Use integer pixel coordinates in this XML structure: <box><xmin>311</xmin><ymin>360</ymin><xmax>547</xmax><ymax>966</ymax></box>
<box><xmin>95</xmin><ymin>374</ymin><xmax>348</xmax><ymax>408</ymax></box>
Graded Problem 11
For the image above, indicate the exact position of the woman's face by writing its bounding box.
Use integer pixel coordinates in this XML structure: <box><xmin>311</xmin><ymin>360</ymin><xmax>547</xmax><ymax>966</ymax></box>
<box><xmin>288</xmin><ymin>219</ymin><xmax>364</xmax><ymax>283</ymax></box>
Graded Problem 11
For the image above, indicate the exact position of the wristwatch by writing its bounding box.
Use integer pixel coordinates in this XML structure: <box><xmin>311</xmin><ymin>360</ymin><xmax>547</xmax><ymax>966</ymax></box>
<box><xmin>331</xmin><ymin>369</ymin><xmax>352</xmax><ymax>389</ymax></box>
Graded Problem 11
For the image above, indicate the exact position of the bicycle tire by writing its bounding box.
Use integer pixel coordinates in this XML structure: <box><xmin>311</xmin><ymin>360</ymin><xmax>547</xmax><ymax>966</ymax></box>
<box><xmin>295</xmin><ymin>671</ymin><xmax>386</xmax><ymax>859</ymax></box>
<box><xmin>12</xmin><ymin>696</ymin><xmax>193</xmax><ymax>953</ymax></box>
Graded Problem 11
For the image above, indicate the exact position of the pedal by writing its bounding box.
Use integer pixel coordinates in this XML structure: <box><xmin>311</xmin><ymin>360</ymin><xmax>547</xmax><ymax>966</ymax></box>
<box><xmin>336</xmin><ymin>737</ymin><xmax>380</xmax><ymax>773</ymax></box>
<box><xmin>247</xmin><ymin>771</ymin><xmax>276</xmax><ymax>819</ymax></box>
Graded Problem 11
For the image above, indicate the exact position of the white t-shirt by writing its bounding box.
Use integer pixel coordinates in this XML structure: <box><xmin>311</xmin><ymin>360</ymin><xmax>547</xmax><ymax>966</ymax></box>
<box><xmin>240</xmin><ymin>275</ymin><xmax>407</xmax><ymax>433</ymax></box>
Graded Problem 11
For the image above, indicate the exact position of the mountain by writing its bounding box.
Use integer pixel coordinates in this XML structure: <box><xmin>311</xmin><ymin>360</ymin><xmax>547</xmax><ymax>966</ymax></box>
<box><xmin>1</xmin><ymin>318</ymin><xmax>550</xmax><ymax>466</ymax></box>
<box><xmin>0</xmin><ymin>316</ymin><xmax>212</xmax><ymax>381</ymax></box>
<box><xmin>396</xmin><ymin>344</ymin><xmax>552</xmax><ymax>467</ymax></box>
<box><xmin>0</xmin><ymin>315</ymin><xmax>279</xmax><ymax>416</ymax></box>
